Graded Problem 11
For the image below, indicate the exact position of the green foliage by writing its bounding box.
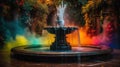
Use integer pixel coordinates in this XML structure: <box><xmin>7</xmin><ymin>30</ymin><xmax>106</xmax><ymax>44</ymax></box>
<box><xmin>23</xmin><ymin>0</ymin><xmax>34</xmax><ymax>11</ymax></box>
<box><xmin>22</xmin><ymin>0</ymin><xmax>48</xmax><ymax>21</ymax></box>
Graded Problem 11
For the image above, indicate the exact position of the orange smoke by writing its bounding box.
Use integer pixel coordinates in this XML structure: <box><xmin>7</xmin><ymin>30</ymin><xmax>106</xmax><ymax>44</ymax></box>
<box><xmin>67</xmin><ymin>27</ymin><xmax>95</xmax><ymax>47</ymax></box>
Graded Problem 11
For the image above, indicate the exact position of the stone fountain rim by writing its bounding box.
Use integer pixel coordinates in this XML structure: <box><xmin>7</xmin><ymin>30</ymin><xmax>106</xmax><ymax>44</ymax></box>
<box><xmin>11</xmin><ymin>45</ymin><xmax>112</xmax><ymax>57</ymax></box>
<box><xmin>44</xmin><ymin>26</ymin><xmax>78</xmax><ymax>28</ymax></box>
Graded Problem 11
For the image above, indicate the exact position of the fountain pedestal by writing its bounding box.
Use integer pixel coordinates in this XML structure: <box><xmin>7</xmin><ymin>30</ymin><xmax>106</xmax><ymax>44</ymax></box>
<box><xmin>44</xmin><ymin>27</ymin><xmax>77</xmax><ymax>51</ymax></box>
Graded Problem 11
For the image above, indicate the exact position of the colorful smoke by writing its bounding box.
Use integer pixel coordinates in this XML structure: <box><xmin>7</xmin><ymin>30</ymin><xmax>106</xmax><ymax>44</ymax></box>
<box><xmin>0</xmin><ymin>0</ymin><xmax>119</xmax><ymax>51</ymax></box>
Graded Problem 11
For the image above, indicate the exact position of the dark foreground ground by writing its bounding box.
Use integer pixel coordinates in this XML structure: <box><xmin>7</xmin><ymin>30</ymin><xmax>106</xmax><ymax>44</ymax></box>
<box><xmin>0</xmin><ymin>47</ymin><xmax>120</xmax><ymax>67</ymax></box>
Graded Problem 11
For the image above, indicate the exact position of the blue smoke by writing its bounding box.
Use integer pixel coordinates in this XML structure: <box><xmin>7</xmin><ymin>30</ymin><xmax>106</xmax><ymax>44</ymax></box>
<box><xmin>0</xmin><ymin>15</ymin><xmax>26</xmax><ymax>41</ymax></box>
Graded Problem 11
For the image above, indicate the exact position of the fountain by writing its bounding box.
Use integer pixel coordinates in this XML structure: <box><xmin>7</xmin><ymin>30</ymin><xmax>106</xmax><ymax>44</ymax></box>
<box><xmin>44</xmin><ymin>2</ymin><xmax>77</xmax><ymax>51</ymax></box>
<box><xmin>11</xmin><ymin>1</ymin><xmax>112</xmax><ymax>62</ymax></box>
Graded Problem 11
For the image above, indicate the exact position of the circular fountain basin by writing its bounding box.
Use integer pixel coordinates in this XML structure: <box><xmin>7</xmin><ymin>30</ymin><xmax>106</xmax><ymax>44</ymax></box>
<box><xmin>11</xmin><ymin>45</ymin><xmax>112</xmax><ymax>62</ymax></box>
<box><xmin>44</xmin><ymin>26</ymin><xmax>78</xmax><ymax>34</ymax></box>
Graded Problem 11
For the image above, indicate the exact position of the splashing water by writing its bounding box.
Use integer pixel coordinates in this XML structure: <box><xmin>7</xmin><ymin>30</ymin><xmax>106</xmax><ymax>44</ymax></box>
<box><xmin>56</xmin><ymin>1</ymin><xmax>67</xmax><ymax>27</ymax></box>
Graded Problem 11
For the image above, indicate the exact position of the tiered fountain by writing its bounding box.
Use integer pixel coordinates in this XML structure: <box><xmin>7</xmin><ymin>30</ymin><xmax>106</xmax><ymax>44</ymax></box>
<box><xmin>11</xmin><ymin>2</ymin><xmax>112</xmax><ymax>62</ymax></box>
<box><xmin>44</xmin><ymin>2</ymin><xmax>77</xmax><ymax>51</ymax></box>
